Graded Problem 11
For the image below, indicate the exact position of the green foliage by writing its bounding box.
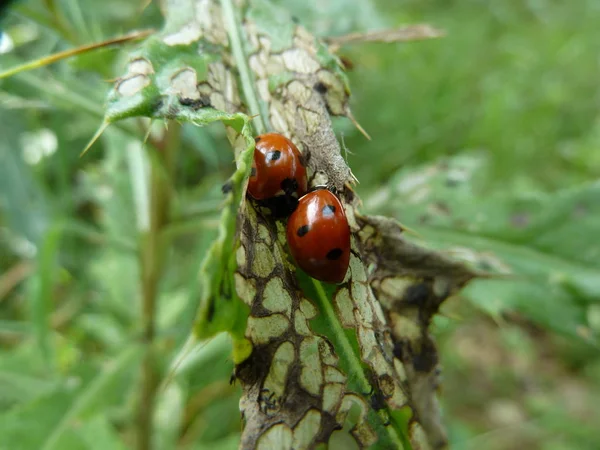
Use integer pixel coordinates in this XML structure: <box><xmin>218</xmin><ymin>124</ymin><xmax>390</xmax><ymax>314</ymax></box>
<box><xmin>370</xmin><ymin>153</ymin><xmax>600</xmax><ymax>341</ymax></box>
<box><xmin>1</xmin><ymin>0</ymin><xmax>600</xmax><ymax>449</ymax></box>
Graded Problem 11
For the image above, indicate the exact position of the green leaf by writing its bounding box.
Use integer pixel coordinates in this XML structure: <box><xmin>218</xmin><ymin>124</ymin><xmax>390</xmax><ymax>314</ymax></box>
<box><xmin>191</xmin><ymin>117</ymin><xmax>254</xmax><ymax>349</ymax></box>
<box><xmin>77</xmin><ymin>313</ymin><xmax>127</xmax><ymax>350</ymax></box>
<box><xmin>369</xmin><ymin>153</ymin><xmax>600</xmax><ymax>340</ymax></box>
<box><xmin>41</xmin><ymin>345</ymin><xmax>141</xmax><ymax>450</ymax></box>
<box><xmin>0</xmin><ymin>320</ymin><xmax>31</xmax><ymax>337</ymax></box>
<box><xmin>29</xmin><ymin>221</ymin><xmax>63</xmax><ymax>370</ymax></box>
<box><xmin>0</xmin><ymin>345</ymin><xmax>140</xmax><ymax>450</ymax></box>
<box><xmin>0</xmin><ymin>116</ymin><xmax>50</xmax><ymax>246</ymax></box>
<box><xmin>247</xmin><ymin>0</ymin><xmax>296</xmax><ymax>52</ymax></box>
<box><xmin>101</xmin><ymin>2</ymin><xmax>256</xmax><ymax>356</ymax></box>
<box><xmin>153</xmin><ymin>381</ymin><xmax>186</xmax><ymax>450</ymax></box>
<box><xmin>0</xmin><ymin>369</ymin><xmax>58</xmax><ymax>407</ymax></box>
<box><xmin>76</xmin><ymin>415</ymin><xmax>129</xmax><ymax>450</ymax></box>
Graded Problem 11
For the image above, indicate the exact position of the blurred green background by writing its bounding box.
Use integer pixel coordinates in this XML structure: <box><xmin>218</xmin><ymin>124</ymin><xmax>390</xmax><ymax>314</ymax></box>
<box><xmin>1</xmin><ymin>0</ymin><xmax>599</xmax><ymax>449</ymax></box>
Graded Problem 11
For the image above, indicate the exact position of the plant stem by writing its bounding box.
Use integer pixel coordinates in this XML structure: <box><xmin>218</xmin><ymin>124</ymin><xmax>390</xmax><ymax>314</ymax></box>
<box><xmin>136</xmin><ymin>122</ymin><xmax>180</xmax><ymax>450</ymax></box>
<box><xmin>220</xmin><ymin>0</ymin><xmax>268</xmax><ymax>134</ymax></box>
<box><xmin>0</xmin><ymin>29</ymin><xmax>154</xmax><ymax>80</ymax></box>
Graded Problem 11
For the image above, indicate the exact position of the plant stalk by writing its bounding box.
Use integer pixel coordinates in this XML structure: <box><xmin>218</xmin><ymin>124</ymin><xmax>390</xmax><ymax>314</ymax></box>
<box><xmin>136</xmin><ymin>122</ymin><xmax>180</xmax><ymax>450</ymax></box>
<box><xmin>220</xmin><ymin>0</ymin><xmax>269</xmax><ymax>133</ymax></box>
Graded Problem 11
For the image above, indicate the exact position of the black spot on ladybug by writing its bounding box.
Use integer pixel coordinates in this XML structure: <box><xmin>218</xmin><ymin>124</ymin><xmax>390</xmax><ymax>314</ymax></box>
<box><xmin>322</xmin><ymin>204</ymin><xmax>336</xmax><ymax>217</ymax></box>
<box><xmin>250</xmin><ymin>167</ymin><xmax>257</xmax><ymax>177</ymax></box>
<box><xmin>313</xmin><ymin>82</ymin><xmax>328</xmax><ymax>94</ymax></box>
<box><xmin>281</xmin><ymin>178</ymin><xmax>298</xmax><ymax>195</ymax></box>
<box><xmin>254</xmin><ymin>136</ymin><xmax>261</xmax><ymax>143</ymax></box>
<box><xmin>221</xmin><ymin>181</ymin><xmax>233</xmax><ymax>194</ymax></box>
<box><xmin>326</xmin><ymin>248</ymin><xmax>343</xmax><ymax>260</ymax></box>
<box><xmin>266</xmin><ymin>150</ymin><xmax>281</xmax><ymax>161</ymax></box>
<box><xmin>297</xmin><ymin>225</ymin><xmax>310</xmax><ymax>237</ymax></box>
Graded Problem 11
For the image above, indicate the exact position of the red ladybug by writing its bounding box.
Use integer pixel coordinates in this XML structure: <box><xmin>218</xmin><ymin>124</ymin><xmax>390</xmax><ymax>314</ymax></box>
<box><xmin>247</xmin><ymin>133</ymin><xmax>307</xmax><ymax>202</ymax></box>
<box><xmin>286</xmin><ymin>188</ymin><xmax>351</xmax><ymax>284</ymax></box>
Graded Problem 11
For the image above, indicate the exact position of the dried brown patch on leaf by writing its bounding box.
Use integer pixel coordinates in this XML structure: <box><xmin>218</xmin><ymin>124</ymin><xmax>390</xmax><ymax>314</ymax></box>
<box><xmin>108</xmin><ymin>0</ymin><xmax>245</xmax><ymax>127</ymax></box>
<box><xmin>244</xmin><ymin>11</ymin><xmax>354</xmax><ymax>190</ymax></box>
<box><xmin>356</xmin><ymin>214</ymin><xmax>478</xmax><ymax>449</ymax></box>
<box><xmin>239</xmin><ymin>3</ymin><xmax>435</xmax><ymax>448</ymax></box>
<box><xmin>234</xmin><ymin>205</ymin><xmax>351</xmax><ymax>449</ymax></box>
<box><xmin>342</xmin><ymin>207</ymin><xmax>432</xmax><ymax>449</ymax></box>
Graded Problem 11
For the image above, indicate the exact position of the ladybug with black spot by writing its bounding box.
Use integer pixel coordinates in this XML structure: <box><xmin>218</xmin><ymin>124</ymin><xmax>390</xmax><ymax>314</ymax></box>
<box><xmin>286</xmin><ymin>187</ymin><xmax>351</xmax><ymax>284</ymax></box>
<box><xmin>247</xmin><ymin>133</ymin><xmax>307</xmax><ymax>216</ymax></box>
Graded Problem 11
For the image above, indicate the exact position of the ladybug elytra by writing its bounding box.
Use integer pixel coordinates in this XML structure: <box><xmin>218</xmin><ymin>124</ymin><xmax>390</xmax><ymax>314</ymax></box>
<box><xmin>286</xmin><ymin>188</ymin><xmax>351</xmax><ymax>284</ymax></box>
<box><xmin>247</xmin><ymin>133</ymin><xmax>308</xmax><ymax>202</ymax></box>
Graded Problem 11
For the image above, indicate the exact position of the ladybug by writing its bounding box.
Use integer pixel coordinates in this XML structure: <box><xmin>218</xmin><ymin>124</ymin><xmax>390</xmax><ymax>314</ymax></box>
<box><xmin>247</xmin><ymin>133</ymin><xmax>308</xmax><ymax>215</ymax></box>
<box><xmin>286</xmin><ymin>188</ymin><xmax>351</xmax><ymax>284</ymax></box>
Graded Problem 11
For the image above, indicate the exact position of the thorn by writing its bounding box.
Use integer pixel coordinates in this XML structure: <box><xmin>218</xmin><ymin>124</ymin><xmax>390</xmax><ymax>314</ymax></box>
<box><xmin>397</xmin><ymin>222</ymin><xmax>422</xmax><ymax>239</ymax></box>
<box><xmin>141</xmin><ymin>121</ymin><xmax>155</xmax><ymax>148</ymax></box>
<box><xmin>346</xmin><ymin>108</ymin><xmax>371</xmax><ymax>140</ymax></box>
<box><xmin>80</xmin><ymin>121</ymin><xmax>110</xmax><ymax>158</ymax></box>
<box><xmin>473</xmin><ymin>271</ymin><xmax>522</xmax><ymax>281</ymax></box>
<box><xmin>340</xmin><ymin>134</ymin><xmax>358</xmax><ymax>179</ymax></box>
<box><xmin>325</xmin><ymin>24</ymin><xmax>445</xmax><ymax>47</ymax></box>
<box><xmin>0</xmin><ymin>29</ymin><xmax>154</xmax><ymax>80</ymax></box>
<box><xmin>340</xmin><ymin>133</ymin><xmax>355</xmax><ymax>158</ymax></box>
<box><xmin>437</xmin><ymin>310</ymin><xmax>465</xmax><ymax>321</ymax></box>
<box><xmin>339</xmin><ymin>55</ymin><xmax>355</xmax><ymax>71</ymax></box>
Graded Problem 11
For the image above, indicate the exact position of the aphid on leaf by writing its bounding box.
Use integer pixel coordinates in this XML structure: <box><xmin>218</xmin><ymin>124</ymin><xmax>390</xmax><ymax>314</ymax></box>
<box><xmin>286</xmin><ymin>188</ymin><xmax>351</xmax><ymax>284</ymax></box>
